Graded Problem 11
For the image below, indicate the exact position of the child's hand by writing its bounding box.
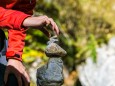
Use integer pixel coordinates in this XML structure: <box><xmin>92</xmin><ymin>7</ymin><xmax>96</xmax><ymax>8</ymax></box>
<box><xmin>4</xmin><ymin>59</ymin><xmax>30</xmax><ymax>86</ymax></box>
<box><xmin>23</xmin><ymin>15</ymin><xmax>60</xmax><ymax>37</ymax></box>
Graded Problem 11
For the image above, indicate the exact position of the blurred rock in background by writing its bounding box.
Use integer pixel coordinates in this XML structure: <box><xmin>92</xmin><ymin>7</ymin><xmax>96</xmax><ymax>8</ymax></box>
<box><xmin>78</xmin><ymin>37</ymin><xmax>115</xmax><ymax>86</ymax></box>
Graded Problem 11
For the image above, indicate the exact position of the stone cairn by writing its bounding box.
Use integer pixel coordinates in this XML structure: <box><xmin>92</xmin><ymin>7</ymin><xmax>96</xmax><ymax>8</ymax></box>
<box><xmin>37</xmin><ymin>36</ymin><xmax>67</xmax><ymax>86</ymax></box>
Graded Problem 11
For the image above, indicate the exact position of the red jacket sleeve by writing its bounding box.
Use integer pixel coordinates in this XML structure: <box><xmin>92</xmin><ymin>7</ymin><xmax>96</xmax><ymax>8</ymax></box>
<box><xmin>6</xmin><ymin>29</ymin><xmax>27</xmax><ymax>61</ymax></box>
<box><xmin>0</xmin><ymin>7</ymin><xmax>30</xmax><ymax>61</ymax></box>
<box><xmin>0</xmin><ymin>7</ymin><xmax>30</xmax><ymax>30</ymax></box>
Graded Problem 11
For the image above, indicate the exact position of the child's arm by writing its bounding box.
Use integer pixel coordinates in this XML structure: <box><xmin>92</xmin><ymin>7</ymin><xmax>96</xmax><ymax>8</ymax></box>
<box><xmin>0</xmin><ymin>7</ymin><xmax>30</xmax><ymax>61</ymax></box>
<box><xmin>23</xmin><ymin>16</ymin><xmax>60</xmax><ymax>35</ymax></box>
<box><xmin>0</xmin><ymin>7</ymin><xmax>60</xmax><ymax>61</ymax></box>
<box><xmin>0</xmin><ymin>6</ymin><xmax>60</xmax><ymax>86</ymax></box>
<box><xmin>0</xmin><ymin>7</ymin><xmax>31</xmax><ymax>85</ymax></box>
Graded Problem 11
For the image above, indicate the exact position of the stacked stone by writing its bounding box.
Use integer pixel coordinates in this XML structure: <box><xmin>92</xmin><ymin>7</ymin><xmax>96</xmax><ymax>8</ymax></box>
<box><xmin>37</xmin><ymin>36</ymin><xmax>67</xmax><ymax>86</ymax></box>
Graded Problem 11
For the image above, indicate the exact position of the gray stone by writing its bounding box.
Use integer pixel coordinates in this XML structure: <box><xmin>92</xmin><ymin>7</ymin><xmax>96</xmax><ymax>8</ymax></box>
<box><xmin>37</xmin><ymin>36</ymin><xmax>66</xmax><ymax>86</ymax></box>
<box><xmin>45</xmin><ymin>43</ymin><xmax>67</xmax><ymax>57</ymax></box>
<box><xmin>37</xmin><ymin>58</ymin><xmax>64</xmax><ymax>86</ymax></box>
<box><xmin>45</xmin><ymin>36</ymin><xmax>67</xmax><ymax>57</ymax></box>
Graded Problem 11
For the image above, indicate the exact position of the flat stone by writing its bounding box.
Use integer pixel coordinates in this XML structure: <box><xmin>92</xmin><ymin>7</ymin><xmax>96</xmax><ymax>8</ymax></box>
<box><xmin>45</xmin><ymin>43</ymin><xmax>67</xmax><ymax>57</ymax></box>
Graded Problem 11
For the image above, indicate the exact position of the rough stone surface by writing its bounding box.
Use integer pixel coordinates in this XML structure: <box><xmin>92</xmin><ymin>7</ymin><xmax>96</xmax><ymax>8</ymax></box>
<box><xmin>37</xmin><ymin>36</ymin><xmax>66</xmax><ymax>86</ymax></box>
<box><xmin>37</xmin><ymin>58</ymin><xmax>64</xmax><ymax>86</ymax></box>
<box><xmin>45</xmin><ymin>36</ymin><xmax>67</xmax><ymax>57</ymax></box>
<box><xmin>78</xmin><ymin>37</ymin><xmax>115</xmax><ymax>86</ymax></box>
<box><xmin>45</xmin><ymin>43</ymin><xmax>67</xmax><ymax>57</ymax></box>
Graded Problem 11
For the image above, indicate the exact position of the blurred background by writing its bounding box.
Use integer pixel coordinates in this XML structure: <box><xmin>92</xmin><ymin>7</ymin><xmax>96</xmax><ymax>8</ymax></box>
<box><xmin>17</xmin><ymin>0</ymin><xmax>115</xmax><ymax>86</ymax></box>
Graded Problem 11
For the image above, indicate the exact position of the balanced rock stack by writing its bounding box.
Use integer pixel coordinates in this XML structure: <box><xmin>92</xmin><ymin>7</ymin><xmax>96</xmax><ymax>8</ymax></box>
<box><xmin>37</xmin><ymin>36</ymin><xmax>67</xmax><ymax>86</ymax></box>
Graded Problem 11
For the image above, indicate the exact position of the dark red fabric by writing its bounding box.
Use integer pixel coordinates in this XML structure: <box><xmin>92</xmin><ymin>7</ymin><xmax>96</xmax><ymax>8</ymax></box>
<box><xmin>0</xmin><ymin>0</ymin><xmax>36</xmax><ymax>14</ymax></box>
<box><xmin>0</xmin><ymin>0</ymin><xmax>36</xmax><ymax>61</ymax></box>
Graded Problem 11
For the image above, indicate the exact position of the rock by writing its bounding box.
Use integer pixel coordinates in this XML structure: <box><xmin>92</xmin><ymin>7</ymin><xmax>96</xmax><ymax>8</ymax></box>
<box><xmin>108</xmin><ymin>37</ymin><xmax>115</xmax><ymax>49</ymax></box>
<box><xmin>45</xmin><ymin>36</ymin><xmax>67</xmax><ymax>57</ymax></box>
<box><xmin>37</xmin><ymin>58</ymin><xmax>64</xmax><ymax>86</ymax></box>
<box><xmin>78</xmin><ymin>37</ymin><xmax>115</xmax><ymax>86</ymax></box>
<box><xmin>45</xmin><ymin>43</ymin><xmax>67</xmax><ymax>57</ymax></box>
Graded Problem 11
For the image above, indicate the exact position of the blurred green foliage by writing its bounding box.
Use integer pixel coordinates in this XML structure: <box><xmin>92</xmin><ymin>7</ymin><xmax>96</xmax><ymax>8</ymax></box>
<box><xmin>23</xmin><ymin>0</ymin><xmax>115</xmax><ymax>74</ymax></box>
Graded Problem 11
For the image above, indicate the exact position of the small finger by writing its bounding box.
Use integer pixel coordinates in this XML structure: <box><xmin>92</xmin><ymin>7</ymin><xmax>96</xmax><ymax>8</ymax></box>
<box><xmin>49</xmin><ymin>18</ymin><xmax>59</xmax><ymax>35</ymax></box>
<box><xmin>54</xmin><ymin>22</ymin><xmax>60</xmax><ymax>35</ymax></box>
<box><xmin>49</xmin><ymin>19</ymin><xmax>55</xmax><ymax>33</ymax></box>
<box><xmin>4</xmin><ymin>69</ymin><xmax>10</xmax><ymax>84</ymax></box>
<box><xmin>45</xmin><ymin>19</ymin><xmax>50</xmax><ymax>26</ymax></box>
<box><xmin>16</xmin><ymin>75</ymin><xmax>22</xmax><ymax>86</ymax></box>
<box><xmin>42</xmin><ymin>27</ymin><xmax>51</xmax><ymax>37</ymax></box>
<box><xmin>22</xmin><ymin>72</ymin><xmax>30</xmax><ymax>86</ymax></box>
<box><xmin>24</xmin><ymin>71</ymin><xmax>30</xmax><ymax>84</ymax></box>
<box><xmin>22</xmin><ymin>76</ymin><xmax>27</xmax><ymax>86</ymax></box>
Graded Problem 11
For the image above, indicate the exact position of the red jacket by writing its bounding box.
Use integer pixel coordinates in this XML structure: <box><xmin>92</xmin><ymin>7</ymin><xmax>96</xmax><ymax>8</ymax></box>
<box><xmin>0</xmin><ymin>0</ymin><xmax>36</xmax><ymax>61</ymax></box>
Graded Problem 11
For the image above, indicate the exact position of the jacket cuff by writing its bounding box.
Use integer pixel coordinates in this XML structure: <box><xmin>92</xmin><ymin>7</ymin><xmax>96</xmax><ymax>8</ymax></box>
<box><xmin>6</xmin><ymin>51</ymin><xmax>22</xmax><ymax>61</ymax></box>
